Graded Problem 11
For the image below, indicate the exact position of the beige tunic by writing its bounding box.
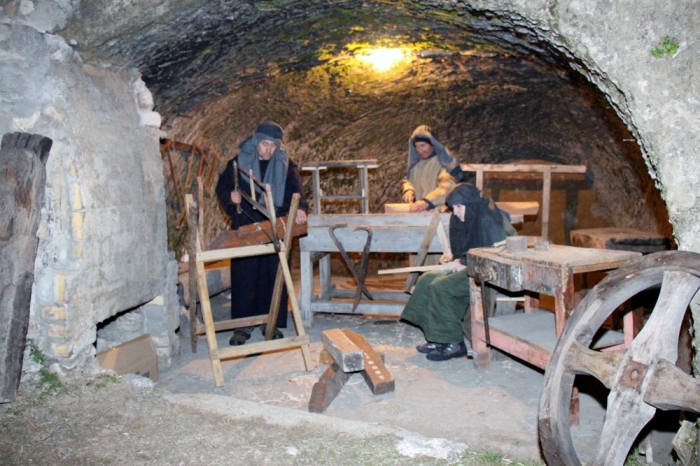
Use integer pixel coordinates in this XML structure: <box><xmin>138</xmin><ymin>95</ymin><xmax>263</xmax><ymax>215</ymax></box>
<box><xmin>401</xmin><ymin>156</ymin><xmax>457</xmax><ymax>211</ymax></box>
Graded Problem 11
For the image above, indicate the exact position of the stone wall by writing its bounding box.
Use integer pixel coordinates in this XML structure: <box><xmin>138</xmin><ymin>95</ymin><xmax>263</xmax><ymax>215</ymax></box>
<box><xmin>468</xmin><ymin>0</ymin><xmax>699</xmax><ymax>251</ymax></box>
<box><xmin>0</xmin><ymin>17</ymin><xmax>177</xmax><ymax>369</ymax></box>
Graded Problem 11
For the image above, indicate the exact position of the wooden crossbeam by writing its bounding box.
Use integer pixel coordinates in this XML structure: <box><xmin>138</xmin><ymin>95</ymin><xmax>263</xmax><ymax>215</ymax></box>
<box><xmin>308</xmin><ymin>363</ymin><xmax>352</xmax><ymax>414</ymax></box>
<box><xmin>310</xmin><ymin>330</ymin><xmax>393</xmax><ymax>413</ymax></box>
<box><xmin>343</xmin><ymin>330</ymin><xmax>395</xmax><ymax>395</ymax></box>
<box><xmin>321</xmin><ymin>329</ymin><xmax>364</xmax><ymax>372</ymax></box>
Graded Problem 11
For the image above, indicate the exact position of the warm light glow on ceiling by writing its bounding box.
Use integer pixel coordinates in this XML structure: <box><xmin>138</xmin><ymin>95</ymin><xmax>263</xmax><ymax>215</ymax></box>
<box><xmin>357</xmin><ymin>48</ymin><xmax>405</xmax><ymax>71</ymax></box>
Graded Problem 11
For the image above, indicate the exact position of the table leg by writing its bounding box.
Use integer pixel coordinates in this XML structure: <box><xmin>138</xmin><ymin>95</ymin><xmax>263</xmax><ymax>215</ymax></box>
<box><xmin>554</xmin><ymin>269</ymin><xmax>575</xmax><ymax>337</ymax></box>
<box><xmin>319</xmin><ymin>253</ymin><xmax>333</xmax><ymax>300</ymax></box>
<box><xmin>554</xmin><ymin>268</ymin><xmax>579</xmax><ymax>425</ymax></box>
<box><xmin>524</xmin><ymin>292</ymin><xmax>539</xmax><ymax>313</ymax></box>
<box><xmin>299</xmin><ymin>250</ymin><xmax>315</xmax><ymax>326</ymax></box>
<box><xmin>470</xmin><ymin>276</ymin><xmax>491</xmax><ymax>370</ymax></box>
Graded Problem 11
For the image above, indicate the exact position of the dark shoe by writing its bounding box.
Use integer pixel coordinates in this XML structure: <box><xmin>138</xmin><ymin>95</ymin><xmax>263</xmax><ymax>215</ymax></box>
<box><xmin>260</xmin><ymin>325</ymin><xmax>283</xmax><ymax>340</ymax></box>
<box><xmin>426</xmin><ymin>341</ymin><xmax>468</xmax><ymax>361</ymax></box>
<box><xmin>229</xmin><ymin>329</ymin><xmax>251</xmax><ymax>346</ymax></box>
<box><xmin>416</xmin><ymin>341</ymin><xmax>446</xmax><ymax>354</ymax></box>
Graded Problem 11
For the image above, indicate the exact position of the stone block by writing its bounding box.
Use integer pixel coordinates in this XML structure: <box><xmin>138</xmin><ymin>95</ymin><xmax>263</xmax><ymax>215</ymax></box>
<box><xmin>41</xmin><ymin>305</ymin><xmax>66</xmax><ymax>320</ymax></box>
<box><xmin>72</xmin><ymin>183</ymin><xmax>82</xmax><ymax>210</ymax></box>
<box><xmin>48</xmin><ymin>324</ymin><xmax>68</xmax><ymax>338</ymax></box>
<box><xmin>50</xmin><ymin>343</ymin><xmax>70</xmax><ymax>357</ymax></box>
<box><xmin>54</xmin><ymin>274</ymin><xmax>66</xmax><ymax>302</ymax></box>
<box><xmin>71</xmin><ymin>212</ymin><xmax>84</xmax><ymax>239</ymax></box>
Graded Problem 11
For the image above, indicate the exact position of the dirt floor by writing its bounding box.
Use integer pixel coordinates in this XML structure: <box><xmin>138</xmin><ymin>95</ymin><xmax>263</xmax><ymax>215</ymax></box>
<box><xmin>0</xmin><ymin>277</ymin><xmax>683</xmax><ymax>465</ymax></box>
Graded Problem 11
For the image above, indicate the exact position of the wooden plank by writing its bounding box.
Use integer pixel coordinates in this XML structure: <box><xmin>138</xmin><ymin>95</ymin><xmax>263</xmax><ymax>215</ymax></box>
<box><xmin>195</xmin><ymin>259</ymin><xmax>224</xmax><ymax>387</ymax></box>
<box><xmin>301</xmin><ymin>159</ymin><xmax>378</xmax><ymax>169</ymax></box>
<box><xmin>307</xmin><ymin>213</ymin><xmax>450</xmax><ymax>228</ymax></box>
<box><xmin>308</xmin><ymin>362</ymin><xmax>353</xmax><ymax>413</ymax></box>
<box><xmin>405</xmin><ymin>211</ymin><xmax>442</xmax><ymax>292</ymax></box>
<box><xmin>541</xmin><ymin>165</ymin><xmax>551</xmax><ymax>240</ymax></box>
<box><xmin>309</xmin><ymin>301</ymin><xmax>404</xmax><ymax>316</ymax></box>
<box><xmin>208</xmin><ymin>217</ymin><xmax>307</xmax><ymax>250</ymax></box>
<box><xmin>379</xmin><ymin>264</ymin><xmax>452</xmax><ymax>275</ymax></box>
<box><xmin>197</xmin><ymin>243</ymin><xmax>276</xmax><ymax>262</ymax></box>
<box><xmin>342</xmin><ymin>331</ymin><xmax>395</xmax><ymax>395</ymax></box>
<box><xmin>212</xmin><ymin>335</ymin><xmax>310</xmax><ymax>360</ymax></box>
<box><xmin>266</xmin><ymin>195</ymin><xmax>300</xmax><ymax>340</ymax></box>
<box><xmin>321</xmin><ymin>329</ymin><xmax>364</xmax><ymax>372</ymax></box>
<box><xmin>461</xmin><ymin>163</ymin><xmax>586</xmax><ymax>174</ymax></box>
<box><xmin>186</xmin><ymin>195</ymin><xmax>200</xmax><ymax>352</ymax></box>
<box><xmin>301</xmin><ymin>227</ymin><xmax>446</xmax><ymax>254</ymax></box>
<box><xmin>195</xmin><ymin>315</ymin><xmax>269</xmax><ymax>335</ymax></box>
<box><xmin>495</xmin><ymin>201</ymin><xmax>540</xmax><ymax>216</ymax></box>
<box><xmin>0</xmin><ymin>132</ymin><xmax>51</xmax><ymax>403</ymax></box>
<box><xmin>320</xmin><ymin>349</ymin><xmax>385</xmax><ymax>365</ymax></box>
<box><xmin>327</xmin><ymin>289</ymin><xmax>409</xmax><ymax>302</ymax></box>
<box><xmin>470</xmin><ymin>244</ymin><xmax>640</xmax><ymax>271</ymax></box>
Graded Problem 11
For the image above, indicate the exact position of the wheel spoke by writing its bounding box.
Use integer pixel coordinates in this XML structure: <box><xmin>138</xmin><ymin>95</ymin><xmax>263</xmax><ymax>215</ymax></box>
<box><xmin>644</xmin><ymin>359</ymin><xmax>700</xmax><ymax>412</ymax></box>
<box><xmin>591</xmin><ymin>387</ymin><xmax>656</xmax><ymax>466</ymax></box>
<box><xmin>626</xmin><ymin>271</ymin><xmax>700</xmax><ymax>365</ymax></box>
<box><xmin>564</xmin><ymin>341</ymin><xmax>624</xmax><ymax>388</ymax></box>
<box><xmin>538</xmin><ymin>252</ymin><xmax>700</xmax><ymax>466</ymax></box>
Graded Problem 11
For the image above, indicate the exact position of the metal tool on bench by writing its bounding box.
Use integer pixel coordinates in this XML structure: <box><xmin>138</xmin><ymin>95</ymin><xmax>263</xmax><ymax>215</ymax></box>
<box><xmin>328</xmin><ymin>223</ymin><xmax>374</xmax><ymax>312</ymax></box>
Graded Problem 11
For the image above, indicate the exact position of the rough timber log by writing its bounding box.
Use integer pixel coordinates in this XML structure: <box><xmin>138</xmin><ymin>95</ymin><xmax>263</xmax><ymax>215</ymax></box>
<box><xmin>0</xmin><ymin>132</ymin><xmax>52</xmax><ymax>403</ymax></box>
<box><xmin>208</xmin><ymin>217</ymin><xmax>307</xmax><ymax>250</ymax></box>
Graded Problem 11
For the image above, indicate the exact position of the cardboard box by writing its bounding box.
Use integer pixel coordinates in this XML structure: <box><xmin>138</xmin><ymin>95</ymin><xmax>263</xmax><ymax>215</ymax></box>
<box><xmin>96</xmin><ymin>334</ymin><xmax>159</xmax><ymax>382</ymax></box>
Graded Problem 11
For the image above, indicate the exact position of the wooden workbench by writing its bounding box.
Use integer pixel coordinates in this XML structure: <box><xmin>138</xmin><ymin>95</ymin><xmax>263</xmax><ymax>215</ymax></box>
<box><xmin>299</xmin><ymin>212</ymin><xmax>450</xmax><ymax>324</ymax></box>
<box><xmin>467</xmin><ymin>244</ymin><xmax>642</xmax><ymax>371</ymax></box>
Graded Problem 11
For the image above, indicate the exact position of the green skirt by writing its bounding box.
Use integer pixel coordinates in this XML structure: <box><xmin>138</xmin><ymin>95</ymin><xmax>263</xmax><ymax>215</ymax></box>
<box><xmin>401</xmin><ymin>269</ymin><xmax>471</xmax><ymax>344</ymax></box>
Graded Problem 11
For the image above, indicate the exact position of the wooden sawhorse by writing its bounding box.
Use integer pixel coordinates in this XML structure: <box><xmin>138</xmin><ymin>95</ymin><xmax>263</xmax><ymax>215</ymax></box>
<box><xmin>186</xmin><ymin>190</ymin><xmax>314</xmax><ymax>387</ymax></box>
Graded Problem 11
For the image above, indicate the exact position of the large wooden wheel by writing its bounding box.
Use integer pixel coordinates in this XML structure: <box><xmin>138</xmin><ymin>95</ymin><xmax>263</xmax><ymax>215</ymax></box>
<box><xmin>539</xmin><ymin>251</ymin><xmax>700</xmax><ymax>466</ymax></box>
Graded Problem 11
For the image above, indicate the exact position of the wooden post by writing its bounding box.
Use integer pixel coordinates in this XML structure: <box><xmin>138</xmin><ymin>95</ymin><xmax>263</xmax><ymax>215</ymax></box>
<box><xmin>312</xmin><ymin>168</ymin><xmax>322</xmax><ymax>214</ymax></box>
<box><xmin>0</xmin><ymin>132</ymin><xmax>52</xmax><ymax>403</ymax></box>
<box><xmin>541</xmin><ymin>166</ymin><xmax>552</xmax><ymax>241</ymax></box>
<box><xmin>186</xmin><ymin>195</ymin><xmax>200</xmax><ymax>353</ymax></box>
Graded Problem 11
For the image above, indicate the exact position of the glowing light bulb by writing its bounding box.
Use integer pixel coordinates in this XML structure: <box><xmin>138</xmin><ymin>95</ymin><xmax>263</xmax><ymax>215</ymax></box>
<box><xmin>358</xmin><ymin>48</ymin><xmax>405</xmax><ymax>71</ymax></box>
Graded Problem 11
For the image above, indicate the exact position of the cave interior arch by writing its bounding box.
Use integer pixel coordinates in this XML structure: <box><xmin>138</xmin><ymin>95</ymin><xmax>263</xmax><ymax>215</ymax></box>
<box><xmin>62</xmin><ymin>0</ymin><xmax>669</xmax><ymax>252</ymax></box>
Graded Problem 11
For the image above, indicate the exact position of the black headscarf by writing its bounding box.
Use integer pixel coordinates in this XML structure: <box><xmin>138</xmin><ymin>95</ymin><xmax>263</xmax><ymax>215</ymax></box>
<box><xmin>446</xmin><ymin>183</ymin><xmax>511</xmax><ymax>261</ymax></box>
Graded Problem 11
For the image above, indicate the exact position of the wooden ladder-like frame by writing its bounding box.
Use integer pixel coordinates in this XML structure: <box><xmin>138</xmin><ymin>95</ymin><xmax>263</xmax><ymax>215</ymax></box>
<box><xmin>186</xmin><ymin>191</ymin><xmax>314</xmax><ymax>387</ymax></box>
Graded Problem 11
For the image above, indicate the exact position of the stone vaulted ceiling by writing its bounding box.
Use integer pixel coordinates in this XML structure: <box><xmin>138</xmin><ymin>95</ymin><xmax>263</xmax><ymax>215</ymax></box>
<box><xmin>57</xmin><ymin>0</ymin><xmax>671</xmax><ymax>248</ymax></box>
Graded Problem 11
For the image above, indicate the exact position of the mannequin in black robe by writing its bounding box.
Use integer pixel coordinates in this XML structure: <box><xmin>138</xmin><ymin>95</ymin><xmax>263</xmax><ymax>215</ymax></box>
<box><xmin>215</xmin><ymin>121</ymin><xmax>308</xmax><ymax>346</ymax></box>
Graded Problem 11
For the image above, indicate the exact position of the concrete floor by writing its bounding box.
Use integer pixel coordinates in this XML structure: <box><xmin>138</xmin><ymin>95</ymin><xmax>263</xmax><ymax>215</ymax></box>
<box><xmin>157</xmin><ymin>275</ymin><xmax>678</xmax><ymax>464</ymax></box>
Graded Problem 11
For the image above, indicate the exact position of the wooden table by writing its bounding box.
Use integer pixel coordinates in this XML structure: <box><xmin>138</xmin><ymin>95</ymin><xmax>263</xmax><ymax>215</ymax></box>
<box><xmin>467</xmin><ymin>244</ymin><xmax>642</xmax><ymax>371</ymax></box>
